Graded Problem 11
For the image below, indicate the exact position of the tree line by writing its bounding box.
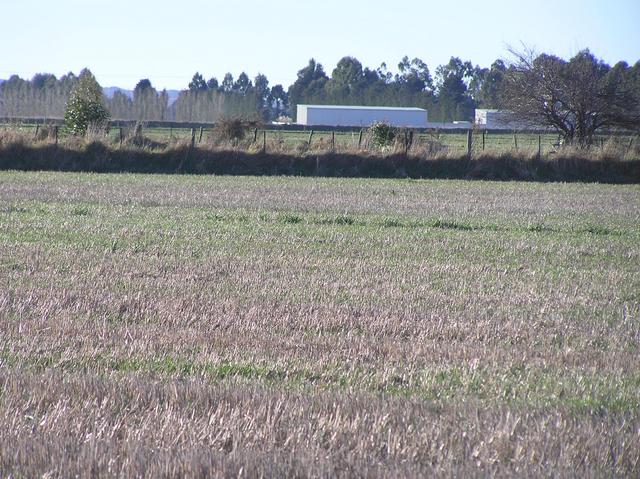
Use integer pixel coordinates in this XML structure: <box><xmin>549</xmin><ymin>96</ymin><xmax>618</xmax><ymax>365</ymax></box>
<box><xmin>0</xmin><ymin>51</ymin><xmax>638</xmax><ymax>144</ymax></box>
<box><xmin>0</xmin><ymin>72</ymin><xmax>276</xmax><ymax>123</ymax></box>
<box><xmin>0</xmin><ymin>69</ymin><xmax>288</xmax><ymax>123</ymax></box>
<box><xmin>0</xmin><ymin>55</ymin><xmax>522</xmax><ymax>122</ymax></box>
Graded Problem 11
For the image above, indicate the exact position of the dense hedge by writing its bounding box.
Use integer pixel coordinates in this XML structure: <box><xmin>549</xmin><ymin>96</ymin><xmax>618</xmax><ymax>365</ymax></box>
<box><xmin>0</xmin><ymin>141</ymin><xmax>638</xmax><ymax>184</ymax></box>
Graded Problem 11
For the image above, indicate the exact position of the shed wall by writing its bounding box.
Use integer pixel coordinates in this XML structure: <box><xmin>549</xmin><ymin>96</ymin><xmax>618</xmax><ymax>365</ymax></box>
<box><xmin>298</xmin><ymin>106</ymin><xmax>428</xmax><ymax>128</ymax></box>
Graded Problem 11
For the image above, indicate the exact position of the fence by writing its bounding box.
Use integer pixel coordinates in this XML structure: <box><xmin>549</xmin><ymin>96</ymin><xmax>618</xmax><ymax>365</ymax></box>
<box><xmin>1</xmin><ymin>118</ymin><xmax>637</xmax><ymax>157</ymax></box>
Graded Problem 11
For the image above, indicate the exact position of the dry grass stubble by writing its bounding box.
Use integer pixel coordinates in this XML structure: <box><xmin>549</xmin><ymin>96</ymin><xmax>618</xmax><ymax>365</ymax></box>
<box><xmin>0</xmin><ymin>172</ymin><xmax>639</xmax><ymax>476</ymax></box>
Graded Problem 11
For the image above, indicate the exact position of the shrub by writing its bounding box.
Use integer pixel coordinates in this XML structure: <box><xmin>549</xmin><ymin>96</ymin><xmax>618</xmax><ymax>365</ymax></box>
<box><xmin>34</xmin><ymin>124</ymin><xmax>56</xmax><ymax>142</ymax></box>
<box><xmin>213</xmin><ymin>118</ymin><xmax>246</xmax><ymax>142</ymax></box>
<box><xmin>64</xmin><ymin>69</ymin><xmax>110</xmax><ymax>136</ymax></box>
<box><xmin>212</xmin><ymin>118</ymin><xmax>260</xmax><ymax>144</ymax></box>
<box><xmin>368</xmin><ymin>122</ymin><xmax>396</xmax><ymax>148</ymax></box>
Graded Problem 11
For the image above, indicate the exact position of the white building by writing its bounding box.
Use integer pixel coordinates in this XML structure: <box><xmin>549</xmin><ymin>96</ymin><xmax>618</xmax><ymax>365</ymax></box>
<box><xmin>297</xmin><ymin>105</ymin><xmax>428</xmax><ymax>128</ymax></box>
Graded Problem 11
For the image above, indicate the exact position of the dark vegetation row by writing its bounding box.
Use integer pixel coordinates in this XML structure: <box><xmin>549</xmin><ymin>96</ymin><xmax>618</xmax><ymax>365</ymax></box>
<box><xmin>2</xmin><ymin>140</ymin><xmax>638</xmax><ymax>184</ymax></box>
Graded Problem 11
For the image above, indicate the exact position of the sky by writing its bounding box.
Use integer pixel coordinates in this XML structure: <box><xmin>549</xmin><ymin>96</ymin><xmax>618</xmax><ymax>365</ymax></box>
<box><xmin>2</xmin><ymin>0</ymin><xmax>639</xmax><ymax>90</ymax></box>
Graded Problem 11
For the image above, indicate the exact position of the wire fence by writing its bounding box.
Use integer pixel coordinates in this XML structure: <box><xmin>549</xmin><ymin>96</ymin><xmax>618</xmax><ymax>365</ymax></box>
<box><xmin>1</xmin><ymin>120</ymin><xmax>637</xmax><ymax>156</ymax></box>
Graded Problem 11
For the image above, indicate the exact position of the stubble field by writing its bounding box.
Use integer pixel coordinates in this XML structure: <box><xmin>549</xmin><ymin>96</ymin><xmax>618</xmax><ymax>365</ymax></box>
<box><xmin>0</xmin><ymin>172</ymin><xmax>639</xmax><ymax>477</ymax></box>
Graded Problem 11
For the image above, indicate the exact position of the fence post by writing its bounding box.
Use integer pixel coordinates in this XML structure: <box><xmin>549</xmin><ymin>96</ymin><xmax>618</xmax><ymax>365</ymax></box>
<box><xmin>537</xmin><ymin>134</ymin><xmax>541</xmax><ymax>159</ymax></box>
<box><xmin>198</xmin><ymin>127</ymin><xmax>204</xmax><ymax>143</ymax></box>
<box><xmin>119</xmin><ymin>127</ymin><xmax>123</xmax><ymax>146</ymax></box>
<box><xmin>358</xmin><ymin>129</ymin><xmax>363</xmax><ymax>149</ymax></box>
<box><xmin>54</xmin><ymin>126</ymin><xmax>58</xmax><ymax>145</ymax></box>
<box><xmin>466</xmin><ymin>129</ymin><xmax>473</xmax><ymax>159</ymax></box>
<box><xmin>482</xmin><ymin>130</ymin><xmax>485</xmax><ymax>150</ymax></box>
<box><xmin>513</xmin><ymin>131</ymin><xmax>518</xmax><ymax>150</ymax></box>
<box><xmin>34</xmin><ymin>124</ymin><xmax>39</xmax><ymax>140</ymax></box>
<box><xmin>253</xmin><ymin>128</ymin><xmax>258</xmax><ymax>143</ymax></box>
<box><xmin>190</xmin><ymin>128</ymin><xmax>196</xmax><ymax>147</ymax></box>
<box><xmin>308</xmin><ymin>129</ymin><xmax>314</xmax><ymax>147</ymax></box>
<box><xmin>331</xmin><ymin>131</ymin><xmax>335</xmax><ymax>151</ymax></box>
<box><xmin>263</xmin><ymin>130</ymin><xmax>267</xmax><ymax>153</ymax></box>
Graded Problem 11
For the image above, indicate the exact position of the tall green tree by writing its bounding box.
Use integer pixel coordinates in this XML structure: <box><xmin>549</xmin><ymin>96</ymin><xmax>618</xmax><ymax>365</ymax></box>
<box><xmin>270</xmin><ymin>84</ymin><xmax>288</xmax><ymax>119</ymax></box>
<box><xmin>134</xmin><ymin>79</ymin><xmax>152</xmax><ymax>95</ymax></box>
<box><xmin>288</xmin><ymin>59</ymin><xmax>329</xmax><ymax>119</ymax></box>
<box><xmin>326</xmin><ymin>56</ymin><xmax>365</xmax><ymax>102</ymax></box>
<box><xmin>31</xmin><ymin>73</ymin><xmax>57</xmax><ymax>90</ymax></box>
<box><xmin>396</xmin><ymin>56</ymin><xmax>433</xmax><ymax>93</ymax></box>
<box><xmin>64</xmin><ymin>69</ymin><xmax>109</xmax><ymax>135</ymax></box>
<box><xmin>254</xmin><ymin>73</ymin><xmax>272</xmax><ymax>119</ymax></box>
<box><xmin>207</xmin><ymin>77</ymin><xmax>219</xmax><ymax>90</ymax></box>
<box><xmin>435</xmin><ymin>57</ymin><xmax>476</xmax><ymax>121</ymax></box>
<box><xmin>132</xmin><ymin>79</ymin><xmax>167</xmax><ymax>121</ymax></box>
<box><xmin>233</xmin><ymin>72</ymin><xmax>252</xmax><ymax>94</ymax></box>
<box><xmin>188</xmin><ymin>72</ymin><xmax>207</xmax><ymax>91</ymax></box>
<box><xmin>221</xmin><ymin>73</ymin><xmax>235</xmax><ymax>93</ymax></box>
<box><xmin>469</xmin><ymin>60</ymin><xmax>506</xmax><ymax>108</ymax></box>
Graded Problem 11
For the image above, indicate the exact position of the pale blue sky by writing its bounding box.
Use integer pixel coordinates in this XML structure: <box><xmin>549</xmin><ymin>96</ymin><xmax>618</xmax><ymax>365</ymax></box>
<box><xmin>2</xmin><ymin>0</ymin><xmax>639</xmax><ymax>90</ymax></box>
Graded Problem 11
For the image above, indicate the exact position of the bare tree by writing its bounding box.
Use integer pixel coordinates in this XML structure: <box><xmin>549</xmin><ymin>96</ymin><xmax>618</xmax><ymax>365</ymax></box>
<box><xmin>500</xmin><ymin>47</ymin><xmax>640</xmax><ymax>146</ymax></box>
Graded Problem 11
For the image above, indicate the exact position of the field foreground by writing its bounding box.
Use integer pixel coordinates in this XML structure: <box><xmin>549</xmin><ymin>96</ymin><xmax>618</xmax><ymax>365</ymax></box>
<box><xmin>0</xmin><ymin>172</ymin><xmax>639</xmax><ymax>477</ymax></box>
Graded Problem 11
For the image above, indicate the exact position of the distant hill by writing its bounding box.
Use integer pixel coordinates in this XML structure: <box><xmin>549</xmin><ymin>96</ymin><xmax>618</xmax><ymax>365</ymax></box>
<box><xmin>103</xmin><ymin>86</ymin><xmax>181</xmax><ymax>105</ymax></box>
<box><xmin>103</xmin><ymin>86</ymin><xmax>132</xmax><ymax>99</ymax></box>
<box><xmin>165</xmin><ymin>90</ymin><xmax>181</xmax><ymax>105</ymax></box>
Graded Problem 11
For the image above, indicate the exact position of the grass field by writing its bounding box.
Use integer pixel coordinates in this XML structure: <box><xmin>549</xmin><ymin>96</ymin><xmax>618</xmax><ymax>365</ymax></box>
<box><xmin>1</xmin><ymin>172</ymin><xmax>639</xmax><ymax>476</ymax></box>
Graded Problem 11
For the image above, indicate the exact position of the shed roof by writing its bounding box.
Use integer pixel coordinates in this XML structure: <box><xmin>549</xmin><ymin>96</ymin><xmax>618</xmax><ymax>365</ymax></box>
<box><xmin>299</xmin><ymin>105</ymin><xmax>426</xmax><ymax>112</ymax></box>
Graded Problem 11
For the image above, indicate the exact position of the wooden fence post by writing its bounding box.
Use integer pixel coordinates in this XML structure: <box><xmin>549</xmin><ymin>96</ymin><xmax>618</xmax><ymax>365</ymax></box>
<box><xmin>198</xmin><ymin>127</ymin><xmax>204</xmax><ymax>143</ymax></box>
<box><xmin>34</xmin><ymin>124</ymin><xmax>39</xmax><ymax>140</ymax></box>
<box><xmin>54</xmin><ymin>126</ymin><xmax>58</xmax><ymax>145</ymax></box>
<box><xmin>253</xmin><ymin>128</ymin><xmax>258</xmax><ymax>143</ymax></box>
<box><xmin>358</xmin><ymin>129</ymin><xmax>363</xmax><ymax>149</ymax></box>
<box><xmin>513</xmin><ymin>131</ymin><xmax>518</xmax><ymax>150</ymax></box>
<box><xmin>466</xmin><ymin>130</ymin><xmax>473</xmax><ymax>159</ymax></box>
<box><xmin>308</xmin><ymin>129</ymin><xmax>314</xmax><ymax>147</ymax></box>
<box><xmin>331</xmin><ymin>131</ymin><xmax>335</xmax><ymax>151</ymax></box>
<box><xmin>537</xmin><ymin>134</ymin><xmax>542</xmax><ymax>159</ymax></box>
<box><xmin>482</xmin><ymin>130</ymin><xmax>486</xmax><ymax>150</ymax></box>
<box><xmin>263</xmin><ymin>130</ymin><xmax>267</xmax><ymax>152</ymax></box>
<box><xmin>190</xmin><ymin>128</ymin><xmax>196</xmax><ymax>147</ymax></box>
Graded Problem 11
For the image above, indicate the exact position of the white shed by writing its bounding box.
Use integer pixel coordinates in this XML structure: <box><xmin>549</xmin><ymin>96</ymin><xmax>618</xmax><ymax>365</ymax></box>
<box><xmin>297</xmin><ymin>105</ymin><xmax>428</xmax><ymax>128</ymax></box>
